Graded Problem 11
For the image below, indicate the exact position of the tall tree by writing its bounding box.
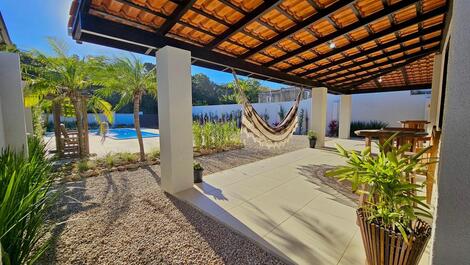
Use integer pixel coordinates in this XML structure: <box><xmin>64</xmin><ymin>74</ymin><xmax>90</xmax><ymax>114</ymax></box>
<box><xmin>100</xmin><ymin>54</ymin><xmax>157</xmax><ymax>161</ymax></box>
<box><xmin>221</xmin><ymin>78</ymin><xmax>268</xmax><ymax>104</ymax></box>
<box><xmin>24</xmin><ymin>38</ymin><xmax>113</xmax><ymax>157</ymax></box>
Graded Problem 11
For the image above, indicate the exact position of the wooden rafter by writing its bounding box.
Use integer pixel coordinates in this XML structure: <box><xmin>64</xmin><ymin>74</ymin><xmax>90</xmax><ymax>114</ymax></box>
<box><xmin>315</xmin><ymin>36</ymin><xmax>441</xmax><ymax>81</ymax></box>
<box><xmin>158</xmin><ymin>0</ymin><xmax>197</xmax><ymax>35</ymax></box>
<box><xmin>207</xmin><ymin>0</ymin><xmax>283</xmax><ymax>49</ymax></box>
<box><xmin>301</xmin><ymin>24</ymin><xmax>442</xmax><ymax>77</ymax></box>
<box><xmin>281</xmin><ymin>5</ymin><xmax>445</xmax><ymax>72</ymax></box>
<box><xmin>339</xmin><ymin>52</ymin><xmax>434</xmax><ymax>90</ymax></box>
<box><xmin>240</xmin><ymin>0</ymin><xmax>357</xmax><ymax>59</ymax></box>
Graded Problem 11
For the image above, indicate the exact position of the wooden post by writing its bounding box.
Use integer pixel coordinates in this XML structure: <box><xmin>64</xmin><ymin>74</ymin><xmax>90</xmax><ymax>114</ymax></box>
<box><xmin>52</xmin><ymin>100</ymin><xmax>63</xmax><ymax>157</ymax></box>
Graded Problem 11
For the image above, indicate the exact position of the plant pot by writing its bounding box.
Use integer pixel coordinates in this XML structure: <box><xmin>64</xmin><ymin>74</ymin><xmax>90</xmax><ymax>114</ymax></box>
<box><xmin>357</xmin><ymin>209</ymin><xmax>431</xmax><ymax>265</ymax></box>
<box><xmin>194</xmin><ymin>169</ymin><xmax>203</xmax><ymax>183</ymax></box>
<box><xmin>309</xmin><ymin>138</ymin><xmax>317</xmax><ymax>148</ymax></box>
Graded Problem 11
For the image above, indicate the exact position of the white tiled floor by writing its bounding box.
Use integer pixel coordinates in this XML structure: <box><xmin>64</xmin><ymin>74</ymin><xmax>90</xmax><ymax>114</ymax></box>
<box><xmin>175</xmin><ymin>138</ymin><xmax>430</xmax><ymax>265</ymax></box>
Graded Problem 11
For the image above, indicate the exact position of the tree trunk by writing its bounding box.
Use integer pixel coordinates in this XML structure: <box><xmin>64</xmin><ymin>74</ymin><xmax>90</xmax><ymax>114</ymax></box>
<box><xmin>71</xmin><ymin>95</ymin><xmax>86</xmax><ymax>158</ymax></box>
<box><xmin>134</xmin><ymin>93</ymin><xmax>145</xmax><ymax>161</ymax></box>
<box><xmin>52</xmin><ymin>100</ymin><xmax>63</xmax><ymax>157</ymax></box>
<box><xmin>81</xmin><ymin>96</ymin><xmax>90</xmax><ymax>155</ymax></box>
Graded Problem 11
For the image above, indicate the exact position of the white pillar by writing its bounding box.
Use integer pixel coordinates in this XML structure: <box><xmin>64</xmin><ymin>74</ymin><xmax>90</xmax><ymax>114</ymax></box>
<box><xmin>428</xmin><ymin>53</ymin><xmax>443</xmax><ymax>133</ymax></box>
<box><xmin>338</xmin><ymin>95</ymin><xmax>352</xmax><ymax>139</ymax></box>
<box><xmin>156</xmin><ymin>46</ymin><xmax>193</xmax><ymax>194</ymax></box>
<box><xmin>311</xmin><ymin>87</ymin><xmax>327</xmax><ymax>147</ymax></box>
<box><xmin>0</xmin><ymin>52</ymin><xmax>28</xmax><ymax>154</ymax></box>
<box><xmin>431</xmin><ymin>1</ymin><xmax>470</xmax><ymax>264</ymax></box>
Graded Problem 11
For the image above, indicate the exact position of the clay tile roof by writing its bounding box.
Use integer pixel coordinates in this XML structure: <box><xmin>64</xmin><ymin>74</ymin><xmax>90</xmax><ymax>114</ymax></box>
<box><xmin>69</xmin><ymin>0</ymin><xmax>450</xmax><ymax>94</ymax></box>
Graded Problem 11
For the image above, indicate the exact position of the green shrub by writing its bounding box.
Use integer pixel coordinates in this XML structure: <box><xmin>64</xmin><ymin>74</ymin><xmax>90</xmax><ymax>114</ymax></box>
<box><xmin>192</xmin><ymin>122</ymin><xmax>203</xmax><ymax>150</ymax></box>
<box><xmin>118</xmin><ymin>152</ymin><xmax>138</xmax><ymax>163</ymax></box>
<box><xmin>307</xmin><ymin>130</ymin><xmax>317</xmax><ymax>140</ymax></box>
<box><xmin>0</xmin><ymin>137</ymin><xmax>54</xmax><ymax>264</ymax></box>
<box><xmin>193</xmin><ymin>162</ymin><xmax>203</xmax><ymax>170</ymax></box>
<box><xmin>148</xmin><ymin>149</ymin><xmax>160</xmax><ymax>160</ymax></box>
<box><xmin>193</xmin><ymin>121</ymin><xmax>241</xmax><ymax>151</ymax></box>
<box><xmin>350</xmin><ymin>120</ymin><xmax>389</xmax><ymax>137</ymax></box>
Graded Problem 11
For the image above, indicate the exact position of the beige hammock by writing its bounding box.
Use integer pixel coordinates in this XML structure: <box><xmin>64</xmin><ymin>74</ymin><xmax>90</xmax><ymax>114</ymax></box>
<box><xmin>231</xmin><ymin>69</ymin><xmax>303</xmax><ymax>147</ymax></box>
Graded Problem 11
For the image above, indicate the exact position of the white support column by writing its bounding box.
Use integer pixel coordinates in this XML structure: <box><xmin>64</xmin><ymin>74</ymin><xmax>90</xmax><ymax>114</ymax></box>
<box><xmin>428</xmin><ymin>53</ymin><xmax>443</xmax><ymax>133</ymax></box>
<box><xmin>311</xmin><ymin>87</ymin><xmax>327</xmax><ymax>147</ymax></box>
<box><xmin>431</xmin><ymin>1</ymin><xmax>470</xmax><ymax>264</ymax></box>
<box><xmin>338</xmin><ymin>95</ymin><xmax>352</xmax><ymax>139</ymax></box>
<box><xmin>0</xmin><ymin>52</ymin><xmax>28</xmax><ymax>154</ymax></box>
<box><xmin>156</xmin><ymin>46</ymin><xmax>193</xmax><ymax>194</ymax></box>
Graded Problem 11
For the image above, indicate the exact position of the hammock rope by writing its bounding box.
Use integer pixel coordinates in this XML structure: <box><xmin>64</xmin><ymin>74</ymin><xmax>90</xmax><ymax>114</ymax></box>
<box><xmin>231</xmin><ymin>69</ymin><xmax>304</xmax><ymax>147</ymax></box>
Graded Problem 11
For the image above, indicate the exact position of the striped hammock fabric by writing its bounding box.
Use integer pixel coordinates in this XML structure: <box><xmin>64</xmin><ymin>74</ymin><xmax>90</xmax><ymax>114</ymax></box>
<box><xmin>231</xmin><ymin>69</ymin><xmax>303</xmax><ymax>147</ymax></box>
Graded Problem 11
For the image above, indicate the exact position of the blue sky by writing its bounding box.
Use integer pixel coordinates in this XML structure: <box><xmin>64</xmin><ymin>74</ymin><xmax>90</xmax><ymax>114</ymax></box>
<box><xmin>0</xmin><ymin>0</ymin><xmax>283</xmax><ymax>88</ymax></box>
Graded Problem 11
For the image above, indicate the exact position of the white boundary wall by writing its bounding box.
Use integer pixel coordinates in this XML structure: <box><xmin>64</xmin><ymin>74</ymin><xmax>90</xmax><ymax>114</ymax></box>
<box><xmin>192</xmin><ymin>91</ymin><xmax>429</xmax><ymax>134</ymax></box>
<box><xmin>46</xmin><ymin>91</ymin><xmax>429</xmax><ymax>133</ymax></box>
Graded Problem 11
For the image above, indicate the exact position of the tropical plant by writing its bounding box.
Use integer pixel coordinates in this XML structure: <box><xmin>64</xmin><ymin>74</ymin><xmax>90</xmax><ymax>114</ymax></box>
<box><xmin>193</xmin><ymin>162</ymin><xmax>203</xmax><ymax>170</ymax></box>
<box><xmin>307</xmin><ymin>130</ymin><xmax>317</xmax><ymax>140</ymax></box>
<box><xmin>326</xmin><ymin>135</ymin><xmax>433</xmax><ymax>242</ymax></box>
<box><xmin>24</xmin><ymin>38</ymin><xmax>113</xmax><ymax>157</ymax></box>
<box><xmin>222</xmin><ymin>78</ymin><xmax>268</xmax><ymax>104</ymax></box>
<box><xmin>0</xmin><ymin>137</ymin><xmax>54</xmax><ymax>264</ymax></box>
<box><xmin>328</xmin><ymin>120</ymin><xmax>338</xmax><ymax>137</ymax></box>
<box><xmin>192</xmin><ymin>121</ymin><xmax>241</xmax><ymax>151</ymax></box>
<box><xmin>99</xmin><ymin>54</ymin><xmax>157</xmax><ymax>161</ymax></box>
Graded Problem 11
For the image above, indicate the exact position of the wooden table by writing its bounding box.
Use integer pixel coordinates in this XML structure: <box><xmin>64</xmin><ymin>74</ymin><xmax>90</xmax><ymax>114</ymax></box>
<box><xmin>355</xmin><ymin>129</ymin><xmax>428</xmax><ymax>151</ymax></box>
<box><xmin>399</xmin><ymin>120</ymin><xmax>430</xmax><ymax>129</ymax></box>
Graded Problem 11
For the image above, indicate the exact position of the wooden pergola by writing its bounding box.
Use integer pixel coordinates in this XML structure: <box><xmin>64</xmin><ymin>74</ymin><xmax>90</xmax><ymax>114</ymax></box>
<box><xmin>69</xmin><ymin>0</ymin><xmax>449</xmax><ymax>94</ymax></box>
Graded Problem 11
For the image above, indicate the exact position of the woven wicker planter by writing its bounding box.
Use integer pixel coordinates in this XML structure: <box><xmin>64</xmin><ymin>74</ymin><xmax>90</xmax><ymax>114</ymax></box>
<box><xmin>357</xmin><ymin>209</ymin><xmax>431</xmax><ymax>265</ymax></box>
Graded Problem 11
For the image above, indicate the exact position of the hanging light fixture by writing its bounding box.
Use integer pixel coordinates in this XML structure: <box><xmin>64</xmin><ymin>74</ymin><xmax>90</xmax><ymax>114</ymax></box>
<box><xmin>329</xmin><ymin>42</ymin><xmax>336</xmax><ymax>49</ymax></box>
<box><xmin>378</xmin><ymin>77</ymin><xmax>383</xmax><ymax>83</ymax></box>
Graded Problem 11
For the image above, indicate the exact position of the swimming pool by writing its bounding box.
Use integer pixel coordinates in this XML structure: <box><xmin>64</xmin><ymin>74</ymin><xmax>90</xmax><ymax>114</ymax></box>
<box><xmin>93</xmin><ymin>128</ymin><xmax>160</xmax><ymax>140</ymax></box>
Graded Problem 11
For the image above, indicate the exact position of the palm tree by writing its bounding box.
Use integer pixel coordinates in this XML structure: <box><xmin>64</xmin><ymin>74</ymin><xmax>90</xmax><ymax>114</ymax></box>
<box><xmin>100</xmin><ymin>55</ymin><xmax>157</xmax><ymax>161</ymax></box>
<box><xmin>24</xmin><ymin>38</ymin><xmax>113</xmax><ymax>157</ymax></box>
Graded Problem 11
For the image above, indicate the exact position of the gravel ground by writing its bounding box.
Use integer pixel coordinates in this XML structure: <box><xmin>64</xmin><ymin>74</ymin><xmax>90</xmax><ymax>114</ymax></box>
<box><xmin>40</xmin><ymin>136</ymin><xmax>309</xmax><ymax>265</ymax></box>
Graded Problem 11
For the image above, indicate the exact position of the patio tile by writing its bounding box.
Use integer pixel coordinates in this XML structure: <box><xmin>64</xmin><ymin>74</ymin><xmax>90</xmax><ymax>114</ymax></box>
<box><xmin>236</xmin><ymin>174</ymin><xmax>287</xmax><ymax>193</ymax></box>
<box><xmin>175</xmin><ymin>187</ymin><xmax>244</xmax><ymax>218</ymax></box>
<box><xmin>198</xmin><ymin>170</ymin><xmax>249</xmax><ymax>190</ymax></box>
<box><xmin>264</xmin><ymin>208</ymin><xmax>357</xmax><ymax>265</ymax></box>
<box><xmin>304</xmin><ymin>193</ymin><xmax>357</xmax><ymax>223</ymax></box>
<box><xmin>337</xmin><ymin>230</ymin><xmax>365</xmax><ymax>265</ymax></box>
<box><xmin>217</xmin><ymin>204</ymin><xmax>279</xmax><ymax>237</ymax></box>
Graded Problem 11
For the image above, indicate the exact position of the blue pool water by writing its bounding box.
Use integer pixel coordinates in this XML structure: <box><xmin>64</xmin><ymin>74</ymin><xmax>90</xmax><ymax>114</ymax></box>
<box><xmin>92</xmin><ymin>128</ymin><xmax>160</xmax><ymax>140</ymax></box>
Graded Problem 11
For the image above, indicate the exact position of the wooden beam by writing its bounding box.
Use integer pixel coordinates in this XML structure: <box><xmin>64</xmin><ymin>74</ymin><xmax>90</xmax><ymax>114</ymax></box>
<box><xmin>325</xmin><ymin>47</ymin><xmax>438</xmax><ymax>85</ymax></box>
<box><xmin>207</xmin><ymin>0</ymin><xmax>283</xmax><ymax>49</ymax></box>
<box><xmin>218</xmin><ymin>0</ymin><xmax>247</xmax><ymax>15</ymax></box>
<box><xmin>189</xmin><ymin>7</ymin><xmax>232</xmax><ymax>27</ymax></box>
<box><xmin>113</xmin><ymin>0</ymin><xmax>170</xmax><ymax>19</ymax></box>
<box><xmin>300</xmin><ymin>24</ymin><xmax>443</xmax><ymax>76</ymax></box>
<box><xmin>348</xmin><ymin>84</ymin><xmax>430</xmax><ymax>94</ymax></box>
<box><xmin>158</xmin><ymin>0</ymin><xmax>197</xmax><ymax>35</ymax></box>
<box><xmin>280</xmin><ymin>5</ymin><xmax>446</xmax><ymax>71</ymax></box>
<box><xmin>339</xmin><ymin>51</ymin><xmax>434</xmax><ymax>90</ymax></box>
<box><xmin>262</xmin><ymin>0</ymin><xmax>420</xmax><ymax>65</ymax></box>
<box><xmin>401</xmin><ymin>67</ymin><xmax>411</xmax><ymax>85</ymax></box>
<box><xmin>76</xmin><ymin>12</ymin><xmax>338</xmax><ymax>92</ymax></box>
<box><xmin>315</xmin><ymin>36</ymin><xmax>441</xmax><ymax>81</ymax></box>
<box><xmin>240</xmin><ymin>0</ymin><xmax>357</xmax><ymax>59</ymax></box>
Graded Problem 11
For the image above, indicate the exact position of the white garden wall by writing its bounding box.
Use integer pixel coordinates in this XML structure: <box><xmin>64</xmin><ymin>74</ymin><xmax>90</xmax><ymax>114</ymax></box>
<box><xmin>45</xmin><ymin>91</ymin><xmax>429</xmax><ymax>135</ymax></box>
<box><xmin>192</xmin><ymin>90</ymin><xmax>429</xmax><ymax>134</ymax></box>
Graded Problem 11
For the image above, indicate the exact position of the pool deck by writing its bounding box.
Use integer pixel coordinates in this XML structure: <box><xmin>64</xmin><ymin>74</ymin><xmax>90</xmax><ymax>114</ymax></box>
<box><xmin>44</xmin><ymin>128</ymin><xmax>161</xmax><ymax>157</ymax></box>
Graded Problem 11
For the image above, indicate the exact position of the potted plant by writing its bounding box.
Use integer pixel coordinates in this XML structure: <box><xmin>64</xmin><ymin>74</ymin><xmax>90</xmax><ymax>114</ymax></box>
<box><xmin>326</xmin><ymin>135</ymin><xmax>433</xmax><ymax>265</ymax></box>
<box><xmin>307</xmin><ymin>130</ymin><xmax>317</xmax><ymax>148</ymax></box>
<box><xmin>193</xmin><ymin>162</ymin><xmax>204</xmax><ymax>183</ymax></box>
